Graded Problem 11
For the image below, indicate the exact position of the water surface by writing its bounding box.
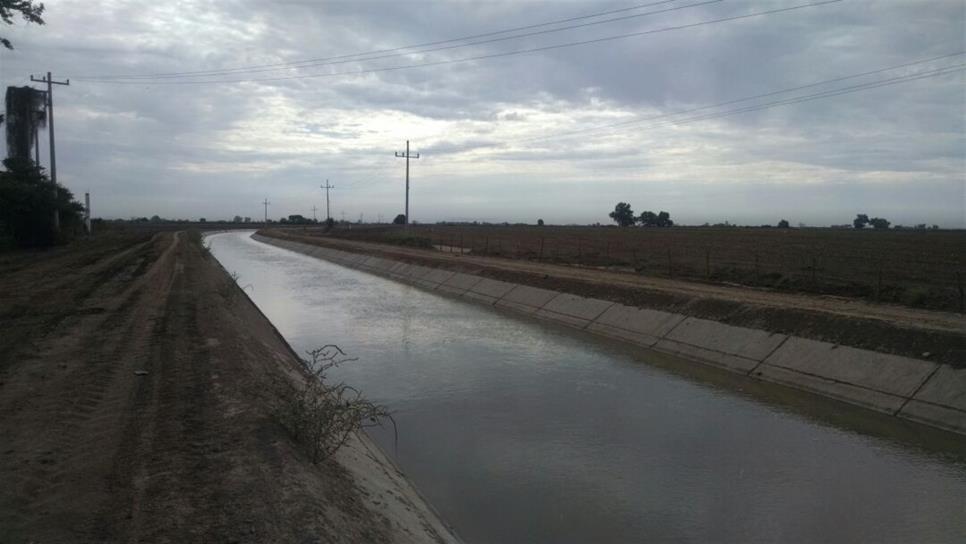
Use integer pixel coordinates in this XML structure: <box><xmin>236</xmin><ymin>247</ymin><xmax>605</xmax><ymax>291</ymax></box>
<box><xmin>210</xmin><ymin>231</ymin><xmax>966</xmax><ymax>543</ymax></box>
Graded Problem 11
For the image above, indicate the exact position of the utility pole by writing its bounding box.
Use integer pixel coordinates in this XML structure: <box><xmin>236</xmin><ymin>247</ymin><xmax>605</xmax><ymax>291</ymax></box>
<box><xmin>263</xmin><ymin>198</ymin><xmax>270</xmax><ymax>223</ymax></box>
<box><xmin>84</xmin><ymin>192</ymin><xmax>91</xmax><ymax>235</ymax></box>
<box><xmin>311</xmin><ymin>205</ymin><xmax>318</xmax><ymax>222</ymax></box>
<box><xmin>30</xmin><ymin>72</ymin><xmax>69</xmax><ymax>230</ymax></box>
<box><xmin>321</xmin><ymin>180</ymin><xmax>334</xmax><ymax>221</ymax></box>
<box><xmin>394</xmin><ymin>140</ymin><xmax>419</xmax><ymax>225</ymax></box>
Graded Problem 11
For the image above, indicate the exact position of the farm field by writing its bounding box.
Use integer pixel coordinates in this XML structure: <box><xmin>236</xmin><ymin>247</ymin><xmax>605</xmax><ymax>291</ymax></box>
<box><xmin>318</xmin><ymin>225</ymin><xmax>966</xmax><ymax>313</ymax></box>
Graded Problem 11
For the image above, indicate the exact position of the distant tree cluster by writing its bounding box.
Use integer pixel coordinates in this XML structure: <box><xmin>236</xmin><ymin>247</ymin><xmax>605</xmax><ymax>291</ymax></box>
<box><xmin>608</xmin><ymin>202</ymin><xmax>673</xmax><ymax>227</ymax></box>
<box><xmin>853</xmin><ymin>214</ymin><xmax>890</xmax><ymax>230</ymax></box>
<box><xmin>279</xmin><ymin>214</ymin><xmax>316</xmax><ymax>225</ymax></box>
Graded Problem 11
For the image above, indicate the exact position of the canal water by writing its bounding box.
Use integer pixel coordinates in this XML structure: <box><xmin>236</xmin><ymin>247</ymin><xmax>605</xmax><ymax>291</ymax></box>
<box><xmin>208</xmin><ymin>232</ymin><xmax>966</xmax><ymax>543</ymax></box>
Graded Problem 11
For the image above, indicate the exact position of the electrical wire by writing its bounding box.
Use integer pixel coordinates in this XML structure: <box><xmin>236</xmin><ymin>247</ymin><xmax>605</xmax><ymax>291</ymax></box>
<box><xmin>519</xmin><ymin>52</ymin><xmax>966</xmax><ymax>144</ymax></box>
<box><xmin>507</xmin><ymin>63</ymin><xmax>965</xmax><ymax>150</ymax></box>
<box><xmin>78</xmin><ymin>0</ymin><xmax>689</xmax><ymax>80</ymax></box>
<box><xmin>76</xmin><ymin>0</ymin><xmax>842</xmax><ymax>85</ymax></box>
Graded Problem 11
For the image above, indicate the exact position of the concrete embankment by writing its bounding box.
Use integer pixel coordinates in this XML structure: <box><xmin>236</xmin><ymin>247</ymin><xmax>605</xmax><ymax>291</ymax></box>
<box><xmin>253</xmin><ymin>233</ymin><xmax>966</xmax><ymax>437</ymax></box>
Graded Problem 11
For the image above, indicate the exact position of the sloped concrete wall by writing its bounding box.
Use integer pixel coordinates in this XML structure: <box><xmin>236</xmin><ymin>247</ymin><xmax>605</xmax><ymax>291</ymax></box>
<box><xmin>251</xmin><ymin>234</ymin><xmax>965</xmax><ymax>436</ymax></box>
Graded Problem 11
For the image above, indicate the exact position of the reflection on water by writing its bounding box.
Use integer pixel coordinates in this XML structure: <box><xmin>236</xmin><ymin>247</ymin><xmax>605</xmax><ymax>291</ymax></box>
<box><xmin>210</xmin><ymin>232</ymin><xmax>966</xmax><ymax>544</ymax></box>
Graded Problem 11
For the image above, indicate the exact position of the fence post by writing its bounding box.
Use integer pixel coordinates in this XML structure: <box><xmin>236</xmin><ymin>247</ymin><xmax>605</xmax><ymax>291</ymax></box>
<box><xmin>874</xmin><ymin>258</ymin><xmax>882</xmax><ymax>301</ymax></box>
<box><xmin>667</xmin><ymin>248</ymin><xmax>673</xmax><ymax>277</ymax></box>
<box><xmin>957</xmin><ymin>270</ymin><xmax>964</xmax><ymax>314</ymax></box>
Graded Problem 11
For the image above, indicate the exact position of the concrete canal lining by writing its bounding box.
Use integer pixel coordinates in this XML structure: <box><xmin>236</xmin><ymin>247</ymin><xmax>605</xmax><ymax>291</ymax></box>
<box><xmin>252</xmin><ymin>233</ymin><xmax>966</xmax><ymax>436</ymax></box>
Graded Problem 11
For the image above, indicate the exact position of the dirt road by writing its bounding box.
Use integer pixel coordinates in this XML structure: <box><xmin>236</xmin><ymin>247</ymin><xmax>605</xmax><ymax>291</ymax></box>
<box><xmin>264</xmin><ymin>229</ymin><xmax>966</xmax><ymax>366</ymax></box>
<box><xmin>0</xmin><ymin>230</ymin><xmax>455</xmax><ymax>543</ymax></box>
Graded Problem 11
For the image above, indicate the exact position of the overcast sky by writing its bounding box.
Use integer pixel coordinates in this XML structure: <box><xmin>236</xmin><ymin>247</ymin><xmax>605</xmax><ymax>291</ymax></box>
<box><xmin>1</xmin><ymin>0</ymin><xmax>963</xmax><ymax>226</ymax></box>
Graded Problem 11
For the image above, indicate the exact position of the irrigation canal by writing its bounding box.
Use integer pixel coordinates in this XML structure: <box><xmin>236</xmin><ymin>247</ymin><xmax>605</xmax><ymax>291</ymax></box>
<box><xmin>209</xmin><ymin>231</ymin><xmax>966</xmax><ymax>543</ymax></box>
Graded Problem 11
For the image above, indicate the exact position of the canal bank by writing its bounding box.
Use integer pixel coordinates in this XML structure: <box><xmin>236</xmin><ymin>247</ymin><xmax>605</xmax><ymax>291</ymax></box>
<box><xmin>252</xmin><ymin>232</ymin><xmax>966</xmax><ymax>436</ymax></box>
<box><xmin>0</xmin><ymin>228</ymin><xmax>458</xmax><ymax>543</ymax></box>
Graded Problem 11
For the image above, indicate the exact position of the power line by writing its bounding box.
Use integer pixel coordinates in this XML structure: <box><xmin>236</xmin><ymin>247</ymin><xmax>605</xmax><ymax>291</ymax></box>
<box><xmin>504</xmin><ymin>63</ymin><xmax>965</xmax><ymax>150</ymax></box>
<box><xmin>78</xmin><ymin>1</ymin><xmax>842</xmax><ymax>86</ymax></box>
<box><xmin>77</xmin><ymin>0</ymin><xmax>689</xmax><ymax>81</ymax></box>
<box><xmin>519</xmin><ymin>52</ymin><xmax>966</xmax><ymax>144</ymax></box>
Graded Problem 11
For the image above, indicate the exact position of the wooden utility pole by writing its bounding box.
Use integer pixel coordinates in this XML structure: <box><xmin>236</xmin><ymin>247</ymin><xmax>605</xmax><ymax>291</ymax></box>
<box><xmin>321</xmin><ymin>180</ymin><xmax>334</xmax><ymax>221</ymax></box>
<box><xmin>263</xmin><ymin>198</ymin><xmax>270</xmax><ymax>223</ymax></box>
<box><xmin>84</xmin><ymin>192</ymin><xmax>91</xmax><ymax>235</ymax></box>
<box><xmin>30</xmin><ymin>72</ymin><xmax>69</xmax><ymax>231</ymax></box>
<box><xmin>394</xmin><ymin>140</ymin><xmax>419</xmax><ymax>225</ymax></box>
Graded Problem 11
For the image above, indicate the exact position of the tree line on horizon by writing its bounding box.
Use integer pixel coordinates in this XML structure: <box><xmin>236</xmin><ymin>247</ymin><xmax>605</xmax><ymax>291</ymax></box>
<box><xmin>607</xmin><ymin>202</ymin><xmax>941</xmax><ymax>230</ymax></box>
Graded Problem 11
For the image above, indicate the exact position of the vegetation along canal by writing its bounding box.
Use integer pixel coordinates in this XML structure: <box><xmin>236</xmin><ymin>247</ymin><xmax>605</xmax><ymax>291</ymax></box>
<box><xmin>209</xmin><ymin>231</ymin><xmax>966</xmax><ymax>544</ymax></box>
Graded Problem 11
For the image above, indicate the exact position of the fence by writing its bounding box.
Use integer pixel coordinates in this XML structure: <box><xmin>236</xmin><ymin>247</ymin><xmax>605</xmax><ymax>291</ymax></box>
<box><xmin>413</xmin><ymin>225</ymin><xmax>965</xmax><ymax>313</ymax></box>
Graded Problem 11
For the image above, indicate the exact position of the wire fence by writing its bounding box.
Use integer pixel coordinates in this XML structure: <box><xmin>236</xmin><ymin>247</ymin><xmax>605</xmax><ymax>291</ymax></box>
<box><xmin>328</xmin><ymin>225</ymin><xmax>966</xmax><ymax>313</ymax></box>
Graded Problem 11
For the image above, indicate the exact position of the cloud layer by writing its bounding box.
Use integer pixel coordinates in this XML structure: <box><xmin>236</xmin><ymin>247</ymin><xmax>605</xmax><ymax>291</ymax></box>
<box><xmin>1</xmin><ymin>0</ymin><xmax>963</xmax><ymax>226</ymax></box>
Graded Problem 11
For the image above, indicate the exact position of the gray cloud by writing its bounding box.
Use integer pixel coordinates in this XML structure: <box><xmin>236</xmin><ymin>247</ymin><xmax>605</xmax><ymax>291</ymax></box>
<box><xmin>0</xmin><ymin>0</ymin><xmax>962</xmax><ymax>226</ymax></box>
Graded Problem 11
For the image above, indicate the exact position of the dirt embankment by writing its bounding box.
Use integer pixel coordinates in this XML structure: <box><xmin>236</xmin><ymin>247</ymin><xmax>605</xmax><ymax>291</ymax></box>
<box><xmin>0</xmin><ymin>230</ymin><xmax>455</xmax><ymax>543</ymax></box>
<box><xmin>262</xmin><ymin>229</ymin><xmax>966</xmax><ymax>367</ymax></box>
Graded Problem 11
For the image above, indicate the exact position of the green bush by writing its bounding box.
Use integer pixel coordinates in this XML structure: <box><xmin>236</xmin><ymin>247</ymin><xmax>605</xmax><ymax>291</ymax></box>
<box><xmin>0</xmin><ymin>158</ymin><xmax>84</xmax><ymax>248</ymax></box>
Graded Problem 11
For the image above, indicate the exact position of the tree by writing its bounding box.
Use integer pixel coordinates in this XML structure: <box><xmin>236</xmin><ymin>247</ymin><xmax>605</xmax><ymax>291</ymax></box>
<box><xmin>233</xmin><ymin>215</ymin><xmax>243</xmax><ymax>223</ymax></box>
<box><xmin>853</xmin><ymin>214</ymin><xmax>869</xmax><ymax>229</ymax></box>
<box><xmin>1</xmin><ymin>0</ymin><xmax>45</xmax><ymax>50</ymax></box>
<box><xmin>869</xmin><ymin>217</ymin><xmax>890</xmax><ymax>230</ymax></box>
<box><xmin>777</xmin><ymin>219</ymin><xmax>790</xmax><ymax>228</ymax></box>
<box><xmin>0</xmin><ymin>157</ymin><xmax>82</xmax><ymax>247</ymax></box>
<box><xmin>537</xmin><ymin>218</ymin><xmax>544</xmax><ymax>226</ymax></box>
<box><xmin>392</xmin><ymin>214</ymin><xmax>406</xmax><ymax>225</ymax></box>
<box><xmin>609</xmin><ymin>202</ymin><xmax>635</xmax><ymax>227</ymax></box>
<box><xmin>656</xmin><ymin>210</ymin><xmax>673</xmax><ymax>227</ymax></box>
<box><xmin>638</xmin><ymin>210</ymin><xmax>673</xmax><ymax>227</ymax></box>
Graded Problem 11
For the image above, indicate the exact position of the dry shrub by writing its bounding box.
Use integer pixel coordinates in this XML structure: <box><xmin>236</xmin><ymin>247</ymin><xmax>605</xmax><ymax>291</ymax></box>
<box><xmin>273</xmin><ymin>345</ymin><xmax>393</xmax><ymax>464</ymax></box>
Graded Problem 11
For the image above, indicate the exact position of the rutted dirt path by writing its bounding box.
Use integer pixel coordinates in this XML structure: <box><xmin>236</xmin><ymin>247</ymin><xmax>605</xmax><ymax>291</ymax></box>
<box><xmin>264</xmin><ymin>230</ymin><xmax>966</xmax><ymax>366</ymax></box>
<box><xmin>0</xmin><ymin>230</ymin><xmax>456</xmax><ymax>543</ymax></box>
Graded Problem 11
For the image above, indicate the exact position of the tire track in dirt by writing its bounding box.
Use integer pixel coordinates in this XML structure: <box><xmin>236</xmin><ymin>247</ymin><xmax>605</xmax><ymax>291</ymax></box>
<box><xmin>2</xmin><ymin>231</ymin><xmax>458</xmax><ymax>543</ymax></box>
<box><xmin>0</xmin><ymin>232</ymin><xmax>179</xmax><ymax>541</ymax></box>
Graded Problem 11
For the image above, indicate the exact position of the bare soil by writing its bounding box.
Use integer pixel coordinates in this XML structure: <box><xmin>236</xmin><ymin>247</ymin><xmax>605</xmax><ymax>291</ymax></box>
<box><xmin>264</xmin><ymin>228</ymin><xmax>966</xmax><ymax>367</ymax></box>
<box><xmin>0</xmin><ymin>229</ymin><xmax>454</xmax><ymax>543</ymax></box>
<box><xmin>324</xmin><ymin>224</ymin><xmax>966</xmax><ymax>312</ymax></box>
